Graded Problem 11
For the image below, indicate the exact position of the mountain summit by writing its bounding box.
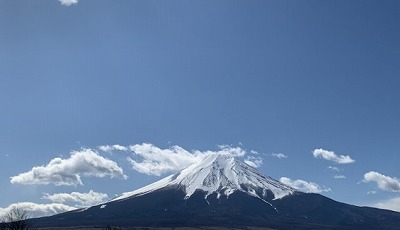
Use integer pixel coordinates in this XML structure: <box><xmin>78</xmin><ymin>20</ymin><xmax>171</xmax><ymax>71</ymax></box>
<box><xmin>34</xmin><ymin>154</ymin><xmax>400</xmax><ymax>230</ymax></box>
<box><xmin>114</xmin><ymin>154</ymin><xmax>296</xmax><ymax>203</ymax></box>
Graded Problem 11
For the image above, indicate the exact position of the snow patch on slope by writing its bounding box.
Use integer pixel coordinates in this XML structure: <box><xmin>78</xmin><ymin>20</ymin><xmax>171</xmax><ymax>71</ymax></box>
<box><xmin>113</xmin><ymin>154</ymin><xmax>297</xmax><ymax>202</ymax></box>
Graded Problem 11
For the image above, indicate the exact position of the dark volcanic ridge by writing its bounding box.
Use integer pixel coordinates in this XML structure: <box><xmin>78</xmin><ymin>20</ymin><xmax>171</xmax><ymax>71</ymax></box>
<box><xmin>33</xmin><ymin>154</ymin><xmax>400</xmax><ymax>230</ymax></box>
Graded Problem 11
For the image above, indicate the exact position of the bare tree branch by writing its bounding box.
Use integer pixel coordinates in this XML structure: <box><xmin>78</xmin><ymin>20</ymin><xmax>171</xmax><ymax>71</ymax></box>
<box><xmin>2</xmin><ymin>207</ymin><xmax>32</xmax><ymax>230</ymax></box>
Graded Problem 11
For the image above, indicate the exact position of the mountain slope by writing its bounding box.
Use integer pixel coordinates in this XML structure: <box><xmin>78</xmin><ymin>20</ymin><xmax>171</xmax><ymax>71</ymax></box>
<box><xmin>114</xmin><ymin>154</ymin><xmax>296</xmax><ymax>202</ymax></box>
<box><xmin>34</xmin><ymin>154</ymin><xmax>400</xmax><ymax>230</ymax></box>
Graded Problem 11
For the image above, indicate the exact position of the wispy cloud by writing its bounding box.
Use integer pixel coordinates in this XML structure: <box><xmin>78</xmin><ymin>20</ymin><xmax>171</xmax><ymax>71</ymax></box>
<box><xmin>312</xmin><ymin>148</ymin><xmax>355</xmax><ymax>164</ymax></box>
<box><xmin>98</xmin><ymin>145</ymin><xmax>129</xmax><ymax>153</ymax></box>
<box><xmin>271</xmin><ymin>153</ymin><xmax>288</xmax><ymax>159</ymax></box>
<box><xmin>328</xmin><ymin>166</ymin><xmax>341</xmax><ymax>171</ymax></box>
<box><xmin>10</xmin><ymin>149</ymin><xmax>127</xmax><ymax>186</ymax></box>
<box><xmin>59</xmin><ymin>0</ymin><xmax>78</xmax><ymax>6</ymax></box>
<box><xmin>363</xmin><ymin>171</ymin><xmax>400</xmax><ymax>192</ymax></box>
<box><xmin>244</xmin><ymin>156</ymin><xmax>263</xmax><ymax>168</ymax></box>
<box><xmin>250</xmin><ymin>150</ymin><xmax>259</xmax><ymax>155</ymax></box>
<box><xmin>279</xmin><ymin>177</ymin><xmax>331</xmax><ymax>193</ymax></box>
<box><xmin>127</xmin><ymin>143</ymin><xmax>249</xmax><ymax>176</ymax></box>
<box><xmin>334</xmin><ymin>175</ymin><xmax>346</xmax><ymax>179</ymax></box>
<box><xmin>42</xmin><ymin>190</ymin><xmax>108</xmax><ymax>207</ymax></box>
<box><xmin>0</xmin><ymin>202</ymin><xmax>75</xmax><ymax>219</ymax></box>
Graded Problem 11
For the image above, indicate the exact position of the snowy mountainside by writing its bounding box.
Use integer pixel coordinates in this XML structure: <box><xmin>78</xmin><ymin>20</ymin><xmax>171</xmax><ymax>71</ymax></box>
<box><xmin>34</xmin><ymin>153</ymin><xmax>400</xmax><ymax>230</ymax></box>
<box><xmin>113</xmin><ymin>154</ymin><xmax>297</xmax><ymax>202</ymax></box>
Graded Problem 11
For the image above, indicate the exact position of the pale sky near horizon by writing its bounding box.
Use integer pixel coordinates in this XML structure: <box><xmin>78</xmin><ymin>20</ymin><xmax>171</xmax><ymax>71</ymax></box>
<box><xmin>1</xmin><ymin>0</ymin><xmax>399</xmax><ymax>218</ymax></box>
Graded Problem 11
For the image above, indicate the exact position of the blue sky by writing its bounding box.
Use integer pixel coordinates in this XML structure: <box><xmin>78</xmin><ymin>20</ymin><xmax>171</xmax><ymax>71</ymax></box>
<box><xmin>1</xmin><ymin>0</ymin><xmax>399</xmax><ymax>217</ymax></box>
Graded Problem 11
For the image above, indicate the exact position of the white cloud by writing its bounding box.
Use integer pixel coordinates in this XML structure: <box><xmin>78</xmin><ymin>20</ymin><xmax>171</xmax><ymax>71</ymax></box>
<box><xmin>128</xmin><ymin>144</ymin><xmax>207</xmax><ymax>176</ymax></box>
<box><xmin>214</xmin><ymin>145</ymin><xmax>246</xmax><ymax>157</ymax></box>
<box><xmin>367</xmin><ymin>191</ymin><xmax>377</xmax><ymax>195</ymax></box>
<box><xmin>271</xmin><ymin>153</ymin><xmax>288</xmax><ymax>159</ymax></box>
<box><xmin>10</xmin><ymin>149</ymin><xmax>127</xmax><ymax>186</ymax></box>
<box><xmin>312</xmin><ymin>148</ymin><xmax>355</xmax><ymax>164</ymax></box>
<box><xmin>128</xmin><ymin>143</ymin><xmax>248</xmax><ymax>176</ymax></box>
<box><xmin>59</xmin><ymin>0</ymin><xmax>78</xmax><ymax>6</ymax></box>
<box><xmin>372</xmin><ymin>197</ymin><xmax>400</xmax><ymax>212</ymax></box>
<box><xmin>42</xmin><ymin>190</ymin><xmax>108</xmax><ymax>207</ymax></box>
<box><xmin>279</xmin><ymin>177</ymin><xmax>331</xmax><ymax>193</ymax></box>
<box><xmin>0</xmin><ymin>202</ymin><xmax>75</xmax><ymax>219</ymax></box>
<box><xmin>244</xmin><ymin>156</ymin><xmax>263</xmax><ymax>168</ymax></box>
<box><xmin>363</xmin><ymin>171</ymin><xmax>400</xmax><ymax>192</ymax></box>
<box><xmin>98</xmin><ymin>145</ymin><xmax>129</xmax><ymax>153</ymax></box>
<box><xmin>334</xmin><ymin>175</ymin><xmax>346</xmax><ymax>179</ymax></box>
<box><xmin>250</xmin><ymin>150</ymin><xmax>259</xmax><ymax>155</ymax></box>
<box><xmin>328</xmin><ymin>166</ymin><xmax>340</xmax><ymax>171</ymax></box>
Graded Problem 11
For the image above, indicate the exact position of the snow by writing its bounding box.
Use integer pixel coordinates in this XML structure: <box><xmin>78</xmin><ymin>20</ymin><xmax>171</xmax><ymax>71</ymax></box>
<box><xmin>112</xmin><ymin>154</ymin><xmax>297</xmax><ymax>202</ymax></box>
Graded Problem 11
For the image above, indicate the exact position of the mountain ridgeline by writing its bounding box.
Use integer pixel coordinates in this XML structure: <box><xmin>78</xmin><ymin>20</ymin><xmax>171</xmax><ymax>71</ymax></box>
<box><xmin>34</xmin><ymin>154</ymin><xmax>400</xmax><ymax>229</ymax></box>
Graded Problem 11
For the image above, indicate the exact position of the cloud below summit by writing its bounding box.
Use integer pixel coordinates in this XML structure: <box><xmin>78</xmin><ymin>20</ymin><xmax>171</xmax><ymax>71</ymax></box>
<box><xmin>373</xmin><ymin>197</ymin><xmax>400</xmax><ymax>212</ymax></box>
<box><xmin>10</xmin><ymin>149</ymin><xmax>127</xmax><ymax>186</ymax></box>
<box><xmin>363</xmin><ymin>171</ymin><xmax>400</xmax><ymax>192</ymax></box>
<box><xmin>42</xmin><ymin>190</ymin><xmax>108</xmax><ymax>207</ymax></box>
<box><xmin>0</xmin><ymin>202</ymin><xmax>75</xmax><ymax>219</ymax></box>
<box><xmin>280</xmin><ymin>177</ymin><xmax>331</xmax><ymax>193</ymax></box>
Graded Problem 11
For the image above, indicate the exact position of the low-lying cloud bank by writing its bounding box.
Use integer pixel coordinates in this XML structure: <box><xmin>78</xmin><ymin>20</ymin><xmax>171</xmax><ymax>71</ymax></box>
<box><xmin>0</xmin><ymin>202</ymin><xmax>75</xmax><ymax>219</ymax></box>
<box><xmin>42</xmin><ymin>190</ymin><xmax>109</xmax><ymax>207</ymax></box>
<box><xmin>1</xmin><ymin>190</ymin><xmax>109</xmax><ymax>219</ymax></box>
<box><xmin>279</xmin><ymin>177</ymin><xmax>331</xmax><ymax>193</ymax></box>
<box><xmin>373</xmin><ymin>197</ymin><xmax>400</xmax><ymax>212</ymax></box>
<box><xmin>10</xmin><ymin>149</ymin><xmax>127</xmax><ymax>186</ymax></box>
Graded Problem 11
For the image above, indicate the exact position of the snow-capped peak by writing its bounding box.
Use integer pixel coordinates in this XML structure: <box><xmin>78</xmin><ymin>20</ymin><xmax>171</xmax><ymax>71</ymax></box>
<box><xmin>113</xmin><ymin>154</ymin><xmax>297</xmax><ymax>202</ymax></box>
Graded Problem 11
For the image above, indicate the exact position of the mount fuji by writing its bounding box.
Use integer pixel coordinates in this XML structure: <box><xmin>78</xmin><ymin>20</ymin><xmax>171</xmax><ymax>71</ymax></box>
<box><xmin>114</xmin><ymin>154</ymin><xmax>296</xmax><ymax>203</ymax></box>
<box><xmin>34</xmin><ymin>154</ymin><xmax>400</xmax><ymax>229</ymax></box>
